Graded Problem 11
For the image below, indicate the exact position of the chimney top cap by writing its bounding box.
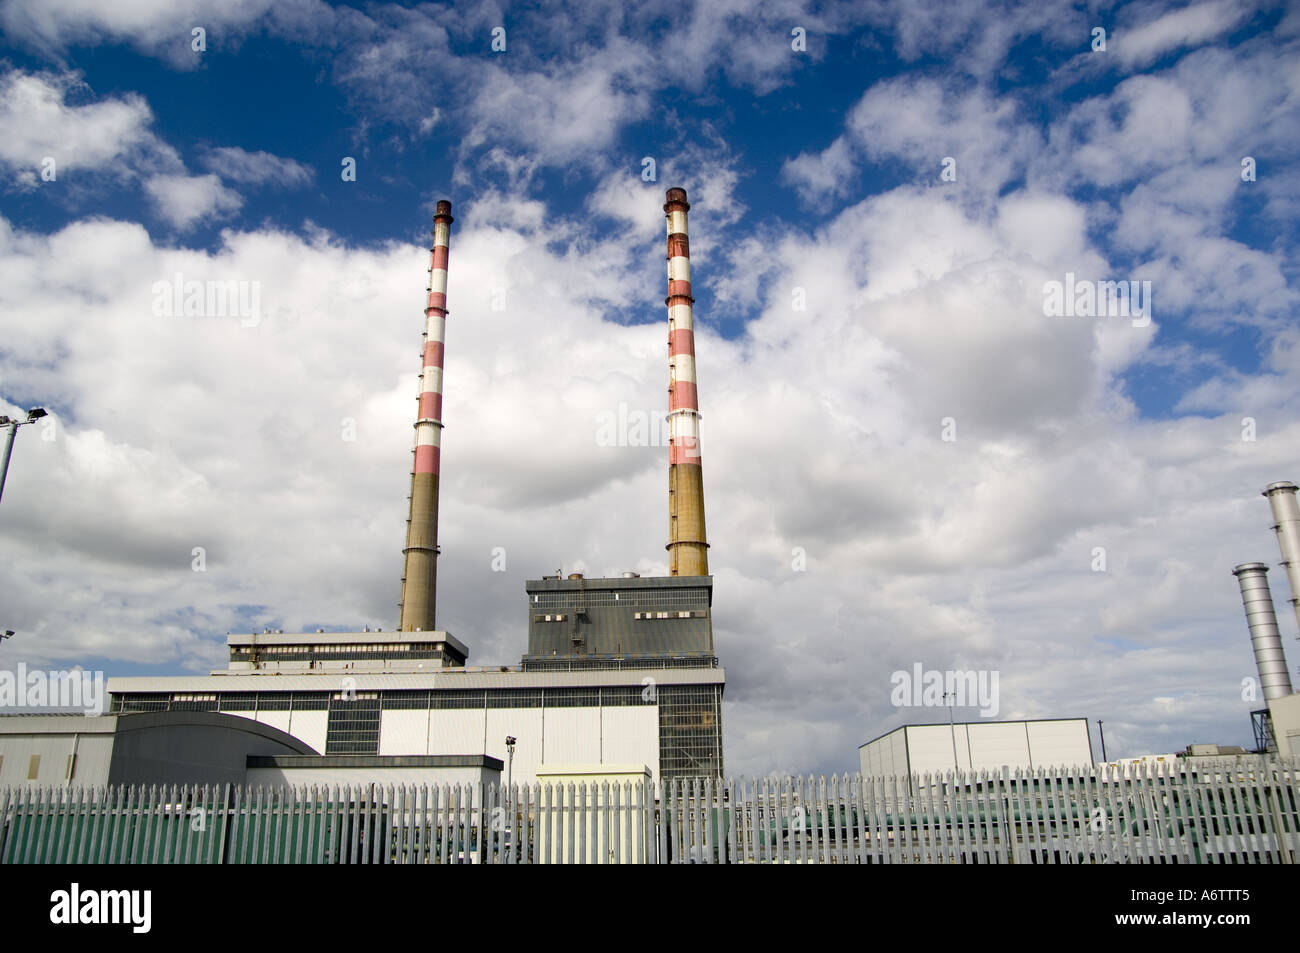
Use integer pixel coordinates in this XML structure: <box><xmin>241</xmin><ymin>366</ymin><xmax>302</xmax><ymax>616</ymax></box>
<box><xmin>1264</xmin><ymin>481</ymin><xmax>1298</xmax><ymax>495</ymax></box>
<box><xmin>1233</xmin><ymin>562</ymin><xmax>1270</xmax><ymax>574</ymax></box>
<box><xmin>434</xmin><ymin>199</ymin><xmax>453</xmax><ymax>221</ymax></box>
<box><xmin>664</xmin><ymin>187</ymin><xmax>689</xmax><ymax>211</ymax></box>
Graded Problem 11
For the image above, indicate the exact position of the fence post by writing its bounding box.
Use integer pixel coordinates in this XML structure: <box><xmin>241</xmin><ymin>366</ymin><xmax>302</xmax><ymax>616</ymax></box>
<box><xmin>545</xmin><ymin>781</ymin><xmax>555</xmax><ymax>866</ymax></box>
<box><xmin>1261</xmin><ymin>757</ymin><xmax>1293</xmax><ymax>864</ymax></box>
<box><xmin>655</xmin><ymin>780</ymin><xmax>665</xmax><ymax>865</ymax></box>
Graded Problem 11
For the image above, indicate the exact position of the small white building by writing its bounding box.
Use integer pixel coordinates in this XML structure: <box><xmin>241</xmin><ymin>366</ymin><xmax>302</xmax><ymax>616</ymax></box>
<box><xmin>1268</xmin><ymin>693</ymin><xmax>1300</xmax><ymax>758</ymax></box>
<box><xmin>859</xmin><ymin>717</ymin><xmax>1094</xmax><ymax>777</ymax></box>
<box><xmin>533</xmin><ymin>763</ymin><xmax>652</xmax><ymax>863</ymax></box>
<box><xmin>0</xmin><ymin>711</ymin><xmax>315</xmax><ymax>787</ymax></box>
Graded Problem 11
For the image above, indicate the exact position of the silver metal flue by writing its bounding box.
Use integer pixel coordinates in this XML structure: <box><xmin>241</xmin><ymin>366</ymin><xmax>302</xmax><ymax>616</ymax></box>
<box><xmin>1232</xmin><ymin>562</ymin><xmax>1295</xmax><ymax>702</ymax></box>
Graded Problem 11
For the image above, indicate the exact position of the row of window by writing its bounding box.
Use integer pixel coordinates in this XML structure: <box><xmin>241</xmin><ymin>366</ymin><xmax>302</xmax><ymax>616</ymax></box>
<box><xmin>232</xmin><ymin>643</ymin><xmax>442</xmax><ymax>657</ymax></box>
<box><xmin>112</xmin><ymin>685</ymin><xmax>688</xmax><ymax>714</ymax></box>
<box><xmin>230</xmin><ymin>650</ymin><xmax>446</xmax><ymax>663</ymax></box>
<box><xmin>520</xmin><ymin>657</ymin><xmax>718</xmax><ymax>672</ymax></box>
<box><xmin>530</xmin><ymin>590</ymin><xmax>709</xmax><ymax>609</ymax></box>
<box><xmin>531</xmin><ymin>610</ymin><xmax>708</xmax><ymax>623</ymax></box>
<box><xmin>325</xmin><ymin>696</ymin><xmax>381</xmax><ymax>754</ymax></box>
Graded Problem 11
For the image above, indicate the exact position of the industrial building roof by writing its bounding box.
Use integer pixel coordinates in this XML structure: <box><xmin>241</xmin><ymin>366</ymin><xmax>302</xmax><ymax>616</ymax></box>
<box><xmin>247</xmin><ymin>754</ymin><xmax>503</xmax><ymax>769</ymax></box>
<box><xmin>109</xmin><ymin>665</ymin><xmax>725</xmax><ymax>694</ymax></box>
<box><xmin>858</xmin><ymin>717</ymin><xmax>1090</xmax><ymax>749</ymax></box>
<box><xmin>525</xmin><ymin>574</ymin><xmax>713</xmax><ymax>592</ymax></box>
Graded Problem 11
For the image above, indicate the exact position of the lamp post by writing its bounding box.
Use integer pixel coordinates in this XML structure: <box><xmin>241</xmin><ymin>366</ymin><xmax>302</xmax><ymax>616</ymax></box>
<box><xmin>944</xmin><ymin>691</ymin><xmax>961</xmax><ymax>770</ymax></box>
<box><xmin>505</xmin><ymin>735</ymin><xmax>517</xmax><ymax>862</ymax></box>
<box><xmin>0</xmin><ymin>408</ymin><xmax>48</xmax><ymax>505</ymax></box>
<box><xmin>942</xmin><ymin>691</ymin><xmax>962</xmax><ymax>801</ymax></box>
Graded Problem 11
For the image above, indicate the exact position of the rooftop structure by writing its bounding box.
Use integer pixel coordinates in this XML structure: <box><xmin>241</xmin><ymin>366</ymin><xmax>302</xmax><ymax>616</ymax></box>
<box><xmin>523</xmin><ymin>573</ymin><xmax>715</xmax><ymax>667</ymax></box>
<box><xmin>221</xmin><ymin>629</ymin><xmax>469</xmax><ymax>675</ymax></box>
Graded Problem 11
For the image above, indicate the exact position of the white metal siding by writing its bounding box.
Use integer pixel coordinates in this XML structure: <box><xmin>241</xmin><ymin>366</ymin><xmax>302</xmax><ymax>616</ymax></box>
<box><xmin>966</xmin><ymin>722</ymin><xmax>1031</xmax><ymax>771</ymax></box>
<box><xmin>485</xmin><ymin>708</ymin><xmax>543</xmax><ymax>783</ymax></box>
<box><xmin>543</xmin><ymin>708</ymin><xmax>602</xmax><ymax>764</ymax></box>
<box><xmin>904</xmin><ymin>726</ymin><xmax>960</xmax><ymax>775</ymax></box>
<box><xmin>1268</xmin><ymin>694</ymin><xmax>1300</xmax><ymax>758</ymax></box>
<box><xmin>251</xmin><ymin>710</ymin><xmax>291</xmax><ymax>736</ymax></box>
<box><xmin>859</xmin><ymin>729</ymin><xmax>908</xmax><ymax>777</ymax></box>
<box><xmin>429</xmin><ymin>709</ymin><xmax>487</xmax><ymax>758</ymax></box>
<box><xmin>0</xmin><ymin>732</ymin><xmax>115</xmax><ymax>786</ymax></box>
<box><xmin>861</xmin><ymin>719</ymin><xmax>1094</xmax><ymax>777</ymax></box>
<box><xmin>286</xmin><ymin>710</ymin><xmax>328</xmax><ymax>754</ymax></box>
<box><xmin>599</xmin><ymin>705</ymin><xmax>660</xmax><ymax>779</ymax></box>
<box><xmin>1025</xmin><ymin>719</ymin><xmax>1092</xmax><ymax>768</ymax></box>
<box><xmin>68</xmin><ymin>735</ymin><xmax>115</xmax><ymax>784</ymax></box>
<box><xmin>886</xmin><ymin>729</ymin><xmax>908</xmax><ymax>775</ymax></box>
<box><xmin>379</xmin><ymin>711</ymin><xmax>429</xmax><ymax>755</ymax></box>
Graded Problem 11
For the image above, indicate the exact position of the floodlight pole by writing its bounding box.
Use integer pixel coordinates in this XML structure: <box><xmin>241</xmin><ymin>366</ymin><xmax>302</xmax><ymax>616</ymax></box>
<box><xmin>0</xmin><ymin>409</ymin><xmax>47</xmax><ymax>505</ymax></box>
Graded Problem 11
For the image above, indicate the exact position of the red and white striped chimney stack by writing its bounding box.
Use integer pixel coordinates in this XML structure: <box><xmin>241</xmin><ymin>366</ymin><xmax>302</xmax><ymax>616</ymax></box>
<box><xmin>399</xmin><ymin>199</ymin><xmax>453</xmax><ymax>632</ymax></box>
<box><xmin>664</xmin><ymin>187</ymin><xmax>710</xmax><ymax>577</ymax></box>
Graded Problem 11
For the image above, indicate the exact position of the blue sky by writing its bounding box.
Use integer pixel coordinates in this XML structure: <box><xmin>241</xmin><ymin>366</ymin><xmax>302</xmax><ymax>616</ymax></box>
<box><xmin>1</xmin><ymin>0</ymin><xmax>1299</xmax><ymax>774</ymax></box>
<box><xmin>4</xmin><ymin>2</ymin><xmax>1291</xmax><ymax>408</ymax></box>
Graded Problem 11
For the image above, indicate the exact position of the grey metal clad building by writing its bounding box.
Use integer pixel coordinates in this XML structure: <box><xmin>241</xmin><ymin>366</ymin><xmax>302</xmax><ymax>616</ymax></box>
<box><xmin>523</xmin><ymin>573</ymin><xmax>715</xmax><ymax>665</ymax></box>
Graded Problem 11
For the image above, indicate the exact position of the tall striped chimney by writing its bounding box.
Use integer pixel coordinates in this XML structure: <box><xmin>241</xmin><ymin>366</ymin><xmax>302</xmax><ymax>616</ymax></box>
<box><xmin>399</xmin><ymin>200</ymin><xmax>453</xmax><ymax>632</ymax></box>
<box><xmin>664</xmin><ymin>187</ymin><xmax>709</xmax><ymax>576</ymax></box>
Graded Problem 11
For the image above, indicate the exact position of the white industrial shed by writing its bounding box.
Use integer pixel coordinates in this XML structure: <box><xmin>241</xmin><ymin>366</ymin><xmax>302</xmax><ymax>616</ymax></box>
<box><xmin>859</xmin><ymin>718</ymin><xmax>1094</xmax><ymax>777</ymax></box>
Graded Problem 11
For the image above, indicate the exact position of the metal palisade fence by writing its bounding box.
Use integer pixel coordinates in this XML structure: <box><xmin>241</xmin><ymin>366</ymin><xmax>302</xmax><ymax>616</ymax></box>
<box><xmin>2</xmin><ymin>757</ymin><xmax>1297</xmax><ymax>864</ymax></box>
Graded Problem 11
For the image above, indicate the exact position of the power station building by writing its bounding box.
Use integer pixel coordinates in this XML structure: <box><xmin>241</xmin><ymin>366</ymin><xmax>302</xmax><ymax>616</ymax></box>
<box><xmin>99</xmin><ymin>189</ymin><xmax>726</xmax><ymax>785</ymax></box>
